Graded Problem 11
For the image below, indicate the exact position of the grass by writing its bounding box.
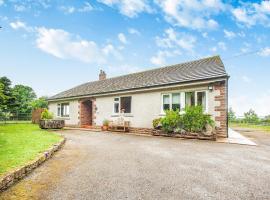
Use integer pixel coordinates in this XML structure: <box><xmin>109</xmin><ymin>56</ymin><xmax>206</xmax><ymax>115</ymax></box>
<box><xmin>0</xmin><ymin>124</ymin><xmax>62</xmax><ymax>176</ymax></box>
<box><xmin>0</xmin><ymin>120</ymin><xmax>32</xmax><ymax>124</ymax></box>
<box><xmin>230</xmin><ymin>122</ymin><xmax>270</xmax><ymax>133</ymax></box>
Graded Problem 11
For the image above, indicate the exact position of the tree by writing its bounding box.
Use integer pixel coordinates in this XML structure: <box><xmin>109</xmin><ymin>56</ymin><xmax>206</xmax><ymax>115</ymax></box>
<box><xmin>0</xmin><ymin>76</ymin><xmax>14</xmax><ymax>111</ymax></box>
<box><xmin>31</xmin><ymin>96</ymin><xmax>48</xmax><ymax>110</ymax></box>
<box><xmin>228</xmin><ymin>107</ymin><xmax>236</xmax><ymax>122</ymax></box>
<box><xmin>244</xmin><ymin>109</ymin><xmax>259</xmax><ymax>123</ymax></box>
<box><xmin>11</xmin><ymin>85</ymin><xmax>37</xmax><ymax>114</ymax></box>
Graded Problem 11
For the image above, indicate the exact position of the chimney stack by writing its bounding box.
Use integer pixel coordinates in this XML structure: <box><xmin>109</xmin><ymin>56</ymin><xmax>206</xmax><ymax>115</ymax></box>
<box><xmin>99</xmin><ymin>70</ymin><xmax>106</xmax><ymax>80</ymax></box>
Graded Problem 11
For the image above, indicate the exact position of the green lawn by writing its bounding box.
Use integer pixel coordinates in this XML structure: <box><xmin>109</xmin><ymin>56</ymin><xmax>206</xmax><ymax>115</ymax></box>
<box><xmin>0</xmin><ymin>124</ymin><xmax>62</xmax><ymax>176</ymax></box>
<box><xmin>230</xmin><ymin>122</ymin><xmax>270</xmax><ymax>133</ymax></box>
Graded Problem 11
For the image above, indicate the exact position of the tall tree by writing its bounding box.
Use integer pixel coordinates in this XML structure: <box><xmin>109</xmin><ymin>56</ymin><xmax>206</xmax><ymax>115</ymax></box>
<box><xmin>228</xmin><ymin>107</ymin><xmax>236</xmax><ymax>122</ymax></box>
<box><xmin>31</xmin><ymin>96</ymin><xmax>48</xmax><ymax>109</ymax></box>
<box><xmin>0</xmin><ymin>76</ymin><xmax>13</xmax><ymax>111</ymax></box>
<box><xmin>11</xmin><ymin>85</ymin><xmax>36</xmax><ymax>114</ymax></box>
<box><xmin>244</xmin><ymin>109</ymin><xmax>259</xmax><ymax>123</ymax></box>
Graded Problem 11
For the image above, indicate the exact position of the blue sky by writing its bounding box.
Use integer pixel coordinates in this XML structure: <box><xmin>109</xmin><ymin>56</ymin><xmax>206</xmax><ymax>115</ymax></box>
<box><xmin>0</xmin><ymin>0</ymin><xmax>270</xmax><ymax>116</ymax></box>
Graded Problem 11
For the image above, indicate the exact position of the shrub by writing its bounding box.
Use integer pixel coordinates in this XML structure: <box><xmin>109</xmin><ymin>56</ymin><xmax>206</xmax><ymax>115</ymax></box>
<box><xmin>152</xmin><ymin>118</ymin><xmax>162</xmax><ymax>129</ymax></box>
<box><xmin>160</xmin><ymin>109</ymin><xmax>182</xmax><ymax>134</ymax></box>
<box><xmin>41</xmin><ymin>109</ymin><xmax>53</xmax><ymax>120</ymax></box>
<box><xmin>182</xmin><ymin>106</ymin><xmax>214</xmax><ymax>133</ymax></box>
<box><xmin>103</xmin><ymin>119</ymin><xmax>109</xmax><ymax>126</ymax></box>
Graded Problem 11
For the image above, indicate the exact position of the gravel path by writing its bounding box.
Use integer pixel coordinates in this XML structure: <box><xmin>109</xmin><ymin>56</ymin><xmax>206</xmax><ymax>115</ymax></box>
<box><xmin>1</xmin><ymin>130</ymin><xmax>270</xmax><ymax>200</ymax></box>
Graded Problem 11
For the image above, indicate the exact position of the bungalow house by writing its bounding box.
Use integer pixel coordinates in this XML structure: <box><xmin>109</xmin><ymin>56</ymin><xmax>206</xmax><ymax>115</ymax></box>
<box><xmin>48</xmin><ymin>56</ymin><xmax>229</xmax><ymax>138</ymax></box>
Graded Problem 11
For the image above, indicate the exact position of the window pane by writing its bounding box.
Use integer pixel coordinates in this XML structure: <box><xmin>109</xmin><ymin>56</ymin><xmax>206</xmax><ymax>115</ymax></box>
<box><xmin>172</xmin><ymin>93</ymin><xmax>180</xmax><ymax>111</ymax></box>
<box><xmin>197</xmin><ymin>91</ymin><xmax>206</xmax><ymax>110</ymax></box>
<box><xmin>57</xmin><ymin>104</ymin><xmax>61</xmax><ymax>116</ymax></box>
<box><xmin>172</xmin><ymin>93</ymin><xmax>180</xmax><ymax>104</ymax></box>
<box><xmin>185</xmin><ymin>92</ymin><xmax>195</xmax><ymax>107</ymax></box>
<box><xmin>61</xmin><ymin>103</ymin><xmax>69</xmax><ymax>117</ymax></box>
<box><xmin>163</xmin><ymin>95</ymin><xmax>170</xmax><ymax>111</ymax></box>
<box><xmin>120</xmin><ymin>96</ymin><xmax>131</xmax><ymax>113</ymax></box>
<box><xmin>172</xmin><ymin>104</ymin><xmax>180</xmax><ymax>111</ymax></box>
<box><xmin>114</xmin><ymin>98</ymin><xmax>119</xmax><ymax>101</ymax></box>
<box><xmin>114</xmin><ymin>102</ymin><xmax>119</xmax><ymax>113</ymax></box>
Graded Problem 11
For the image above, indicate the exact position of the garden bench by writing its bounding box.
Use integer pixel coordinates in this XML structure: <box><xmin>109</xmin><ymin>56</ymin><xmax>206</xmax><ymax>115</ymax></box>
<box><xmin>108</xmin><ymin>120</ymin><xmax>130</xmax><ymax>132</ymax></box>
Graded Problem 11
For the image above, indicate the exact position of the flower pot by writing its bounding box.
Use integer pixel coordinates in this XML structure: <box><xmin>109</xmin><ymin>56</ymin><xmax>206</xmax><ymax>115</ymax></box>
<box><xmin>102</xmin><ymin>125</ymin><xmax>108</xmax><ymax>131</ymax></box>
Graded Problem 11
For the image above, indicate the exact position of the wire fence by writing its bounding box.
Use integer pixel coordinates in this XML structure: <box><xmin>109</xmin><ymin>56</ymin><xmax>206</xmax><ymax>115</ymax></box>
<box><xmin>230</xmin><ymin>116</ymin><xmax>270</xmax><ymax>126</ymax></box>
<box><xmin>0</xmin><ymin>111</ymin><xmax>32</xmax><ymax>124</ymax></box>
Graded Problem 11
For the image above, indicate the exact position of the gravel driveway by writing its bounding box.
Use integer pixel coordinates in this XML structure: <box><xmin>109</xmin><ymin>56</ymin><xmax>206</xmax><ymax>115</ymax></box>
<box><xmin>1</xmin><ymin>129</ymin><xmax>270</xmax><ymax>200</ymax></box>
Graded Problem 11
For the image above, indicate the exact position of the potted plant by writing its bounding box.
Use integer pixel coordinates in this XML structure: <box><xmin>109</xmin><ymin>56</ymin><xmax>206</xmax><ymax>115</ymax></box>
<box><xmin>102</xmin><ymin>119</ymin><xmax>109</xmax><ymax>131</ymax></box>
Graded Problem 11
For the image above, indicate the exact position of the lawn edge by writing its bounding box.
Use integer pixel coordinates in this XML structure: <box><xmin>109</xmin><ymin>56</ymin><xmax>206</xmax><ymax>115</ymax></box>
<box><xmin>0</xmin><ymin>136</ymin><xmax>66</xmax><ymax>192</ymax></box>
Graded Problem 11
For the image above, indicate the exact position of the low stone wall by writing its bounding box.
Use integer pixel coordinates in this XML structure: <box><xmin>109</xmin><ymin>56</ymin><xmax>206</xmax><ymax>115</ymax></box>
<box><xmin>129</xmin><ymin>127</ymin><xmax>154</xmax><ymax>135</ymax></box>
<box><xmin>0</xmin><ymin>138</ymin><xmax>66</xmax><ymax>192</ymax></box>
<box><xmin>39</xmin><ymin>120</ymin><xmax>65</xmax><ymax>129</ymax></box>
<box><xmin>152</xmin><ymin>130</ymin><xmax>216</xmax><ymax>141</ymax></box>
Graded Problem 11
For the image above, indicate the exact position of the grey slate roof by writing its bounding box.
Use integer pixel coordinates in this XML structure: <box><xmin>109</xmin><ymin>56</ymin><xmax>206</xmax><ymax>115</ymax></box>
<box><xmin>48</xmin><ymin>56</ymin><xmax>228</xmax><ymax>101</ymax></box>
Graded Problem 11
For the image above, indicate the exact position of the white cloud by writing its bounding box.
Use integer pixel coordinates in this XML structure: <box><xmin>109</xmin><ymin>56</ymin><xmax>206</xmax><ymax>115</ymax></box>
<box><xmin>150</xmin><ymin>50</ymin><xmax>181</xmax><ymax>66</ymax></box>
<box><xmin>128</xmin><ymin>28</ymin><xmax>140</xmax><ymax>35</ymax></box>
<box><xmin>118</xmin><ymin>33</ymin><xmax>127</xmax><ymax>44</ymax></box>
<box><xmin>210</xmin><ymin>41</ymin><xmax>226</xmax><ymax>52</ymax></box>
<box><xmin>202</xmin><ymin>32</ymin><xmax>208</xmax><ymax>38</ymax></box>
<box><xmin>98</xmin><ymin>0</ymin><xmax>152</xmax><ymax>18</ymax></box>
<box><xmin>155</xmin><ymin>28</ymin><xmax>196</xmax><ymax>51</ymax></box>
<box><xmin>60</xmin><ymin>2</ymin><xmax>93</xmax><ymax>14</ymax></box>
<box><xmin>14</xmin><ymin>4</ymin><xmax>27</xmax><ymax>12</ymax></box>
<box><xmin>224</xmin><ymin>29</ymin><xmax>236</xmax><ymax>39</ymax></box>
<box><xmin>102</xmin><ymin>44</ymin><xmax>122</xmax><ymax>60</ymax></box>
<box><xmin>78</xmin><ymin>2</ymin><xmax>93</xmax><ymax>12</ymax></box>
<box><xmin>10</xmin><ymin>20</ymin><xmax>33</xmax><ymax>32</ymax></box>
<box><xmin>154</xmin><ymin>0</ymin><xmax>226</xmax><ymax>30</ymax></box>
<box><xmin>0</xmin><ymin>0</ymin><xmax>4</xmax><ymax>6</ymax></box>
<box><xmin>232</xmin><ymin>1</ymin><xmax>270</xmax><ymax>27</ymax></box>
<box><xmin>218</xmin><ymin>41</ymin><xmax>226</xmax><ymax>51</ymax></box>
<box><xmin>258</xmin><ymin>47</ymin><xmax>270</xmax><ymax>57</ymax></box>
<box><xmin>60</xmin><ymin>6</ymin><xmax>76</xmax><ymax>14</ymax></box>
<box><xmin>36</xmin><ymin>27</ymin><xmax>121</xmax><ymax>64</ymax></box>
<box><xmin>210</xmin><ymin>46</ymin><xmax>217</xmax><ymax>52</ymax></box>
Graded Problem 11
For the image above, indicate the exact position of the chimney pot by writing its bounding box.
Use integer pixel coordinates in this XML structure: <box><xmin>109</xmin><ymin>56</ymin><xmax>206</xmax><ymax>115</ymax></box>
<box><xmin>99</xmin><ymin>70</ymin><xmax>106</xmax><ymax>80</ymax></box>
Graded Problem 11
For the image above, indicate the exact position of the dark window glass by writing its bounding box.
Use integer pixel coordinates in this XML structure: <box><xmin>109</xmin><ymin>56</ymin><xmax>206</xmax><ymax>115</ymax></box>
<box><xmin>163</xmin><ymin>95</ymin><xmax>170</xmax><ymax>111</ymax></box>
<box><xmin>172</xmin><ymin>93</ymin><xmax>180</xmax><ymax>111</ymax></box>
<box><xmin>57</xmin><ymin>104</ymin><xmax>61</xmax><ymax>116</ymax></box>
<box><xmin>197</xmin><ymin>91</ymin><xmax>206</xmax><ymax>110</ymax></box>
<box><xmin>185</xmin><ymin>92</ymin><xmax>195</xmax><ymax>107</ymax></box>
<box><xmin>120</xmin><ymin>96</ymin><xmax>132</xmax><ymax>113</ymax></box>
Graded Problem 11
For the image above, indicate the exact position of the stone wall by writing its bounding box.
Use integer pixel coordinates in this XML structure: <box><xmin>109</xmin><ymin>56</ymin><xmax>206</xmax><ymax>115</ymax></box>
<box><xmin>129</xmin><ymin>127</ymin><xmax>154</xmax><ymax>135</ymax></box>
<box><xmin>214</xmin><ymin>80</ymin><xmax>228</xmax><ymax>138</ymax></box>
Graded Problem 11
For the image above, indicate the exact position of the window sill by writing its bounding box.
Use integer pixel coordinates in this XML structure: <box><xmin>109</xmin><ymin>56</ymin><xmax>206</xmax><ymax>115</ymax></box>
<box><xmin>111</xmin><ymin>114</ymin><xmax>134</xmax><ymax>117</ymax></box>
<box><xmin>56</xmin><ymin>117</ymin><xmax>70</xmax><ymax>120</ymax></box>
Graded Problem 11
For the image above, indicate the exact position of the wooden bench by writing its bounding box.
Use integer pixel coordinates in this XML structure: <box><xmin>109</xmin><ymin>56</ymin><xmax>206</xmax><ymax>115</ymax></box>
<box><xmin>108</xmin><ymin>121</ymin><xmax>130</xmax><ymax>132</ymax></box>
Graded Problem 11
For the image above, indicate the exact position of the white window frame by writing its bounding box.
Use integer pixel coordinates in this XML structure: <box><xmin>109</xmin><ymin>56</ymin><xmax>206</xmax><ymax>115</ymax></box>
<box><xmin>113</xmin><ymin>97</ymin><xmax>120</xmax><ymax>114</ymax></box>
<box><xmin>195</xmin><ymin>90</ymin><xmax>208</xmax><ymax>113</ymax></box>
<box><xmin>57</xmin><ymin>102</ymin><xmax>70</xmax><ymax>118</ymax></box>
<box><xmin>160</xmin><ymin>90</ymin><xmax>208</xmax><ymax>114</ymax></box>
<box><xmin>112</xmin><ymin>96</ymin><xmax>132</xmax><ymax>114</ymax></box>
<box><xmin>161</xmin><ymin>93</ymin><xmax>182</xmax><ymax>114</ymax></box>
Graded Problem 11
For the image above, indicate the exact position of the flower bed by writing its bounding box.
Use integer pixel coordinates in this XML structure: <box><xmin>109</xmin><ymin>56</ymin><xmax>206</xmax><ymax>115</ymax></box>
<box><xmin>152</xmin><ymin>106</ymin><xmax>216</xmax><ymax>141</ymax></box>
